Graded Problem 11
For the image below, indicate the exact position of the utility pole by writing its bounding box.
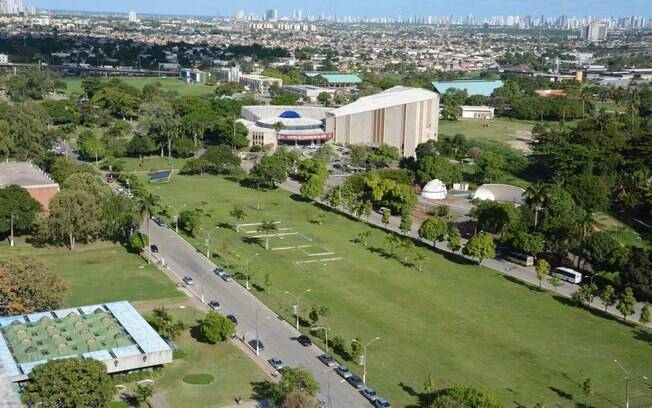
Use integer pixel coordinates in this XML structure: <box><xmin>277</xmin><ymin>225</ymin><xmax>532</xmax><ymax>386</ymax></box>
<box><xmin>353</xmin><ymin>336</ymin><xmax>380</xmax><ymax>385</ymax></box>
<box><xmin>285</xmin><ymin>288</ymin><xmax>312</xmax><ymax>331</ymax></box>
<box><xmin>614</xmin><ymin>359</ymin><xmax>630</xmax><ymax>408</ymax></box>
<box><xmin>314</xmin><ymin>326</ymin><xmax>330</xmax><ymax>354</ymax></box>
<box><xmin>9</xmin><ymin>212</ymin><xmax>15</xmax><ymax>247</ymax></box>
<box><xmin>245</xmin><ymin>253</ymin><xmax>259</xmax><ymax>290</ymax></box>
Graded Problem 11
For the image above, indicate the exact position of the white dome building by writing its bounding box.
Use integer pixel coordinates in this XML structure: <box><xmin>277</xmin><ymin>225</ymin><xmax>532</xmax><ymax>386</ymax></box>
<box><xmin>421</xmin><ymin>179</ymin><xmax>447</xmax><ymax>200</ymax></box>
<box><xmin>472</xmin><ymin>184</ymin><xmax>525</xmax><ymax>205</ymax></box>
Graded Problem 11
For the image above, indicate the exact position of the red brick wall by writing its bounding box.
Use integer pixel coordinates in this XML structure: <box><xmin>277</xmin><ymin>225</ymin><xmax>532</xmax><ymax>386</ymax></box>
<box><xmin>26</xmin><ymin>185</ymin><xmax>60</xmax><ymax>210</ymax></box>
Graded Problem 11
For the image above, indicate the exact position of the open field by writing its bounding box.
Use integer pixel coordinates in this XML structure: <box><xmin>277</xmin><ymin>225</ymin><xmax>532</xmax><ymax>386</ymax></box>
<box><xmin>0</xmin><ymin>240</ymin><xmax>184</xmax><ymax>307</ymax></box>
<box><xmin>146</xmin><ymin>174</ymin><xmax>652</xmax><ymax>408</ymax></box>
<box><xmin>154</xmin><ymin>307</ymin><xmax>267</xmax><ymax>408</ymax></box>
<box><xmin>593</xmin><ymin>212</ymin><xmax>651</xmax><ymax>249</ymax></box>
<box><xmin>119</xmin><ymin>156</ymin><xmax>189</xmax><ymax>173</ymax></box>
<box><xmin>63</xmin><ymin>77</ymin><xmax>215</xmax><ymax>97</ymax></box>
<box><xmin>439</xmin><ymin>117</ymin><xmax>536</xmax><ymax>151</ymax></box>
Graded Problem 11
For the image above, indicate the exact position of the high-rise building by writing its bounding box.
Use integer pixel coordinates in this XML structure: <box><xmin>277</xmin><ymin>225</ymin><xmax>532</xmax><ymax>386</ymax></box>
<box><xmin>0</xmin><ymin>0</ymin><xmax>24</xmax><ymax>14</ymax></box>
<box><xmin>580</xmin><ymin>22</ymin><xmax>607</xmax><ymax>42</ymax></box>
<box><xmin>234</xmin><ymin>9</ymin><xmax>245</xmax><ymax>20</ymax></box>
<box><xmin>292</xmin><ymin>9</ymin><xmax>303</xmax><ymax>21</ymax></box>
<box><xmin>128</xmin><ymin>10</ymin><xmax>138</xmax><ymax>23</ymax></box>
<box><xmin>265</xmin><ymin>9</ymin><xmax>278</xmax><ymax>22</ymax></box>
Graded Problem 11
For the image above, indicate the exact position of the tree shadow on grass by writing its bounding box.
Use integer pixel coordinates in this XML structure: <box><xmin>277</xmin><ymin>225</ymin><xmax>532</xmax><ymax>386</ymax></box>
<box><xmin>367</xmin><ymin>245</ymin><xmax>396</xmax><ymax>261</ymax></box>
<box><xmin>251</xmin><ymin>380</ymin><xmax>275</xmax><ymax>401</ymax></box>
<box><xmin>501</xmin><ymin>274</ymin><xmax>543</xmax><ymax>294</ymax></box>
<box><xmin>551</xmin><ymin>295</ymin><xmax>639</xmax><ymax>329</ymax></box>
<box><xmin>633</xmin><ymin>328</ymin><xmax>652</xmax><ymax>346</ymax></box>
<box><xmin>217</xmin><ymin>222</ymin><xmax>233</xmax><ymax>230</ymax></box>
<box><xmin>119</xmin><ymin>393</ymin><xmax>139</xmax><ymax>407</ymax></box>
<box><xmin>289</xmin><ymin>193</ymin><xmax>312</xmax><ymax>203</ymax></box>
<box><xmin>549</xmin><ymin>386</ymin><xmax>574</xmax><ymax>400</ymax></box>
<box><xmin>242</xmin><ymin>236</ymin><xmax>263</xmax><ymax>247</ymax></box>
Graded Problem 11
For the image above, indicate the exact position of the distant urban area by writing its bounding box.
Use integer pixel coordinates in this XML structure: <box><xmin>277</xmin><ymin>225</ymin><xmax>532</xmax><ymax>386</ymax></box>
<box><xmin>0</xmin><ymin>1</ymin><xmax>651</xmax><ymax>408</ymax></box>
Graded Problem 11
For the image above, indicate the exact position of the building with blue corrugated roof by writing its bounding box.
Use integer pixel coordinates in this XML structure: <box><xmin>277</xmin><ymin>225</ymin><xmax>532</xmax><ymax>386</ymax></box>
<box><xmin>432</xmin><ymin>80</ymin><xmax>504</xmax><ymax>97</ymax></box>
<box><xmin>305</xmin><ymin>72</ymin><xmax>363</xmax><ymax>88</ymax></box>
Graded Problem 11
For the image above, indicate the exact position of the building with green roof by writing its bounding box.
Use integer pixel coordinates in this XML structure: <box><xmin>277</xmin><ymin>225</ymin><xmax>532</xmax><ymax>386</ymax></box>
<box><xmin>0</xmin><ymin>301</ymin><xmax>172</xmax><ymax>382</ymax></box>
<box><xmin>304</xmin><ymin>72</ymin><xmax>362</xmax><ymax>87</ymax></box>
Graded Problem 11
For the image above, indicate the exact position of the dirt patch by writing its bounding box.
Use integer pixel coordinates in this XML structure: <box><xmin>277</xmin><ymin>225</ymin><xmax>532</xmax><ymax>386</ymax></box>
<box><xmin>508</xmin><ymin>130</ymin><xmax>533</xmax><ymax>153</ymax></box>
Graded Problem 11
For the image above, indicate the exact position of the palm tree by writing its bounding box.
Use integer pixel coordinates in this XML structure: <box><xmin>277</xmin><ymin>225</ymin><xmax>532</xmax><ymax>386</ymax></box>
<box><xmin>257</xmin><ymin>220</ymin><xmax>278</xmax><ymax>250</ymax></box>
<box><xmin>357</xmin><ymin>231</ymin><xmax>371</xmax><ymax>247</ymax></box>
<box><xmin>524</xmin><ymin>182</ymin><xmax>550</xmax><ymax>228</ymax></box>
<box><xmin>272</xmin><ymin>121</ymin><xmax>285</xmax><ymax>143</ymax></box>
<box><xmin>229</xmin><ymin>206</ymin><xmax>246</xmax><ymax>232</ymax></box>
<box><xmin>399</xmin><ymin>239</ymin><xmax>415</xmax><ymax>263</ymax></box>
<box><xmin>139</xmin><ymin>192</ymin><xmax>160</xmax><ymax>264</ymax></box>
<box><xmin>414</xmin><ymin>253</ymin><xmax>427</xmax><ymax>272</ymax></box>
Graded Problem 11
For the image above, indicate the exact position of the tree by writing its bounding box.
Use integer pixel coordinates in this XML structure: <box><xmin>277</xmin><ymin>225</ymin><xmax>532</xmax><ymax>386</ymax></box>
<box><xmin>300</xmin><ymin>175</ymin><xmax>325</xmax><ymax>200</ymax></box>
<box><xmin>447</xmin><ymin>227</ymin><xmax>462</xmax><ymax>252</ymax></box>
<box><xmin>462</xmin><ymin>232</ymin><xmax>496</xmax><ymax>265</ymax></box>
<box><xmin>0</xmin><ymin>185</ymin><xmax>42</xmax><ymax>238</ymax></box>
<box><xmin>317</xmin><ymin>91</ymin><xmax>332</xmax><ymax>105</ymax></box>
<box><xmin>415</xmin><ymin>155</ymin><xmax>462</xmax><ymax>186</ymax></box>
<box><xmin>475</xmin><ymin>151</ymin><xmax>505</xmax><ymax>183</ymax></box>
<box><xmin>270</xmin><ymin>367</ymin><xmax>319</xmax><ymax>404</ymax></box>
<box><xmin>139</xmin><ymin>192</ymin><xmax>160</xmax><ymax>263</ymax></box>
<box><xmin>640</xmin><ymin>304</ymin><xmax>650</xmax><ymax>324</ymax></box>
<box><xmin>258</xmin><ymin>220</ymin><xmax>278</xmax><ymax>250</ymax></box>
<box><xmin>523</xmin><ymin>183</ymin><xmax>550</xmax><ymax>228</ymax></box>
<box><xmin>135</xmin><ymin>383</ymin><xmax>154</xmax><ymax>406</ymax></box>
<box><xmin>249</xmin><ymin>155</ymin><xmax>288</xmax><ymax>188</ymax></box>
<box><xmin>385</xmin><ymin>233</ymin><xmax>401</xmax><ymax>256</ymax></box>
<box><xmin>535</xmin><ymin>259</ymin><xmax>549</xmax><ymax>289</ymax></box>
<box><xmin>418</xmin><ymin>216</ymin><xmax>448</xmax><ymax>242</ymax></box>
<box><xmin>146</xmin><ymin>307</ymin><xmax>185</xmax><ymax>340</ymax></box>
<box><xmin>350</xmin><ymin>338</ymin><xmax>363</xmax><ymax>363</ymax></box>
<box><xmin>357</xmin><ymin>230</ymin><xmax>371</xmax><ymax>247</ymax></box>
<box><xmin>45</xmin><ymin>190</ymin><xmax>102</xmax><ymax>249</ymax></box>
<box><xmin>0</xmin><ymin>257</ymin><xmax>67</xmax><ymax>316</ymax></box>
<box><xmin>581</xmin><ymin>378</ymin><xmax>594</xmax><ymax>408</ymax></box>
<box><xmin>21</xmin><ymin>358</ymin><xmax>113</xmax><ymax>408</ymax></box>
<box><xmin>414</xmin><ymin>252</ymin><xmax>427</xmax><ymax>272</ymax></box>
<box><xmin>471</xmin><ymin>201</ymin><xmax>520</xmax><ymax>236</ymax></box>
<box><xmin>600</xmin><ymin>285</ymin><xmax>617</xmax><ymax>312</ymax></box>
<box><xmin>400</xmin><ymin>210</ymin><xmax>413</xmax><ymax>235</ymax></box>
<box><xmin>426</xmin><ymin>385</ymin><xmax>503</xmax><ymax>408</ymax></box>
<box><xmin>198</xmin><ymin>310</ymin><xmax>235</xmax><ymax>343</ymax></box>
<box><xmin>283</xmin><ymin>391</ymin><xmax>318</xmax><ymax>408</ymax></box>
<box><xmin>581</xmin><ymin>233</ymin><xmax>629</xmax><ymax>272</ymax></box>
<box><xmin>424</xmin><ymin>373</ymin><xmax>436</xmax><ymax>394</ymax></box>
<box><xmin>230</xmin><ymin>206</ymin><xmax>247</xmax><ymax>232</ymax></box>
<box><xmin>382</xmin><ymin>208</ymin><xmax>391</xmax><ymax>228</ymax></box>
<box><xmin>178</xmin><ymin>209</ymin><xmax>201</xmax><ymax>237</ymax></box>
<box><xmin>617</xmin><ymin>287</ymin><xmax>637</xmax><ymax>321</ymax></box>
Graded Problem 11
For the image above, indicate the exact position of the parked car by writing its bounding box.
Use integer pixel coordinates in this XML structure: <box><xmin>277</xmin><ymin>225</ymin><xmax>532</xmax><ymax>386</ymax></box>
<box><xmin>226</xmin><ymin>314</ymin><xmax>238</xmax><ymax>325</ymax></box>
<box><xmin>150</xmin><ymin>244</ymin><xmax>159</xmax><ymax>253</ymax></box>
<box><xmin>182</xmin><ymin>276</ymin><xmax>194</xmax><ymax>285</ymax></box>
<box><xmin>213</xmin><ymin>266</ymin><xmax>225</xmax><ymax>276</ymax></box>
<box><xmin>335</xmin><ymin>365</ymin><xmax>352</xmax><ymax>379</ymax></box>
<box><xmin>153</xmin><ymin>216</ymin><xmax>166</xmax><ymax>227</ymax></box>
<box><xmin>248</xmin><ymin>339</ymin><xmax>264</xmax><ymax>351</ymax></box>
<box><xmin>268</xmin><ymin>357</ymin><xmax>284</xmax><ymax>370</ymax></box>
<box><xmin>318</xmin><ymin>353</ymin><xmax>336</xmax><ymax>367</ymax></box>
<box><xmin>221</xmin><ymin>272</ymin><xmax>233</xmax><ymax>282</ymax></box>
<box><xmin>347</xmin><ymin>375</ymin><xmax>364</xmax><ymax>389</ymax></box>
<box><xmin>208</xmin><ymin>300</ymin><xmax>220</xmax><ymax>310</ymax></box>
<box><xmin>297</xmin><ymin>335</ymin><xmax>312</xmax><ymax>346</ymax></box>
<box><xmin>373</xmin><ymin>398</ymin><xmax>391</xmax><ymax>408</ymax></box>
<box><xmin>360</xmin><ymin>388</ymin><xmax>378</xmax><ymax>402</ymax></box>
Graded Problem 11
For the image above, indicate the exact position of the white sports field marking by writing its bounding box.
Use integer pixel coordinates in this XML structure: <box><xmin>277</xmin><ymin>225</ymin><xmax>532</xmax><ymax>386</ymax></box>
<box><xmin>237</xmin><ymin>221</ymin><xmax>281</xmax><ymax>228</ymax></box>
<box><xmin>245</xmin><ymin>227</ymin><xmax>293</xmax><ymax>234</ymax></box>
<box><xmin>295</xmin><ymin>257</ymin><xmax>343</xmax><ymax>265</ymax></box>
<box><xmin>251</xmin><ymin>232</ymin><xmax>299</xmax><ymax>239</ymax></box>
<box><xmin>271</xmin><ymin>246</ymin><xmax>297</xmax><ymax>251</ymax></box>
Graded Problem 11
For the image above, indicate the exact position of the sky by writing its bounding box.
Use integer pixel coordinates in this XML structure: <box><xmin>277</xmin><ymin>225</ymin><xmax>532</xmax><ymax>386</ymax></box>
<box><xmin>29</xmin><ymin>0</ymin><xmax>652</xmax><ymax>18</ymax></box>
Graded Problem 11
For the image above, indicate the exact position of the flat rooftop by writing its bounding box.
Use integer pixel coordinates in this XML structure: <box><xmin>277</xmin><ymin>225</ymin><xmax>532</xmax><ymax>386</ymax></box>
<box><xmin>0</xmin><ymin>162</ymin><xmax>58</xmax><ymax>189</ymax></box>
<box><xmin>0</xmin><ymin>301</ymin><xmax>171</xmax><ymax>381</ymax></box>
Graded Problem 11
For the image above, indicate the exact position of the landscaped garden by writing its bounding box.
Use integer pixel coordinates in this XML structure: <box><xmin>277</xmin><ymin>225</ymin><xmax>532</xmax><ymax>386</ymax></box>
<box><xmin>145</xmin><ymin>174</ymin><xmax>652</xmax><ymax>408</ymax></box>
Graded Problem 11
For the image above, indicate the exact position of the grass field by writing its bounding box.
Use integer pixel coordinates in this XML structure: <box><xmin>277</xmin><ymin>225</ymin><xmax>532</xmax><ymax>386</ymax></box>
<box><xmin>593</xmin><ymin>212</ymin><xmax>651</xmax><ymax>249</ymax></box>
<box><xmin>0</xmin><ymin>240</ymin><xmax>184</xmax><ymax>307</ymax></box>
<box><xmin>146</xmin><ymin>174</ymin><xmax>652</xmax><ymax>408</ymax></box>
<box><xmin>63</xmin><ymin>77</ymin><xmax>215</xmax><ymax>97</ymax></box>
<box><xmin>439</xmin><ymin>117</ymin><xmax>536</xmax><ymax>149</ymax></box>
<box><xmin>155</xmin><ymin>307</ymin><xmax>267</xmax><ymax>408</ymax></box>
<box><xmin>120</xmin><ymin>156</ymin><xmax>189</xmax><ymax>173</ymax></box>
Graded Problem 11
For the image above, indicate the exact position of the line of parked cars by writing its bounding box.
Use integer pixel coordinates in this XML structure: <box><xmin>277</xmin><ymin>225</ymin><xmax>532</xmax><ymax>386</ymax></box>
<box><xmin>319</xmin><ymin>352</ymin><xmax>391</xmax><ymax>407</ymax></box>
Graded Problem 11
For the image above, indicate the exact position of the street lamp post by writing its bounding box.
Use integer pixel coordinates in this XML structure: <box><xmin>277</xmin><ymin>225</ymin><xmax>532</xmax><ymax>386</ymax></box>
<box><xmin>614</xmin><ymin>359</ymin><xmax>630</xmax><ymax>408</ymax></box>
<box><xmin>245</xmin><ymin>253</ymin><xmax>259</xmax><ymax>290</ymax></box>
<box><xmin>9</xmin><ymin>212</ymin><xmax>14</xmax><ymax>247</ymax></box>
<box><xmin>353</xmin><ymin>336</ymin><xmax>380</xmax><ymax>385</ymax></box>
<box><xmin>314</xmin><ymin>326</ymin><xmax>330</xmax><ymax>354</ymax></box>
<box><xmin>285</xmin><ymin>288</ymin><xmax>312</xmax><ymax>331</ymax></box>
<box><xmin>255</xmin><ymin>309</ymin><xmax>271</xmax><ymax>356</ymax></box>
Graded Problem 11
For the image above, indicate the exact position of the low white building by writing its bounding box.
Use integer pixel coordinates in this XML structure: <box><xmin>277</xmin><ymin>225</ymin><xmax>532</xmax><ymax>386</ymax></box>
<box><xmin>460</xmin><ymin>105</ymin><xmax>495</xmax><ymax>119</ymax></box>
<box><xmin>239</xmin><ymin>74</ymin><xmax>282</xmax><ymax>93</ymax></box>
<box><xmin>472</xmin><ymin>184</ymin><xmax>525</xmax><ymax>205</ymax></box>
<box><xmin>421</xmin><ymin>179</ymin><xmax>447</xmax><ymax>200</ymax></box>
<box><xmin>282</xmin><ymin>85</ymin><xmax>335</xmax><ymax>102</ymax></box>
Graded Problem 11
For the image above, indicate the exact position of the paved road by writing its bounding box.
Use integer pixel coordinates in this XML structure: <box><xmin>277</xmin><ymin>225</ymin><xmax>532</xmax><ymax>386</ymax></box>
<box><xmin>147</xmin><ymin>222</ymin><xmax>371</xmax><ymax>408</ymax></box>
<box><xmin>277</xmin><ymin>177</ymin><xmax>652</xmax><ymax>327</ymax></box>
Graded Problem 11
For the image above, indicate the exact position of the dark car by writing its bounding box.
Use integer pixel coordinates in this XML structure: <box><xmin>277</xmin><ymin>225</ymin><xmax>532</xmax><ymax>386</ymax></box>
<box><xmin>335</xmin><ymin>365</ymin><xmax>352</xmax><ymax>379</ymax></box>
<box><xmin>182</xmin><ymin>276</ymin><xmax>194</xmax><ymax>285</ymax></box>
<box><xmin>297</xmin><ymin>335</ymin><xmax>312</xmax><ymax>346</ymax></box>
<box><xmin>150</xmin><ymin>244</ymin><xmax>159</xmax><ymax>253</ymax></box>
<box><xmin>318</xmin><ymin>353</ymin><xmax>336</xmax><ymax>367</ymax></box>
<box><xmin>268</xmin><ymin>357</ymin><xmax>284</xmax><ymax>370</ymax></box>
<box><xmin>226</xmin><ymin>314</ymin><xmax>238</xmax><ymax>325</ymax></box>
<box><xmin>373</xmin><ymin>398</ymin><xmax>391</xmax><ymax>408</ymax></box>
<box><xmin>360</xmin><ymin>388</ymin><xmax>378</xmax><ymax>402</ymax></box>
<box><xmin>213</xmin><ymin>266</ymin><xmax>225</xmax><ymax>276</ymax></box>
<box><xmin>208</xmin><ymin>300</ymin><xmax>220</xmax><ymax>310</ymax></box>
<box><xmin>221</xmin><ymin>272</ymin><xmax>233</xmax><ymax>282</ymax></box>
<box><xmin>248</xmin><ymin>339</ymin><xmax>264</xmax><ymax>352</ymax></box>
<box><xmin>347</xmin><ymin>375</ymin><xmax>364</xmax><ymax>389</ymax></box>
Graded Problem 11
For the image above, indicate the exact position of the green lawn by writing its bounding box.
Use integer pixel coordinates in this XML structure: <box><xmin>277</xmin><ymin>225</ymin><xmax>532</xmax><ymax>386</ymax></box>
<box><xmin>119</xmin><ymin>156</ymin><xmax>189</xmax><ymax>173</ymax></box>
<box><xmin>439</xmin><ymin>117</ymin><xmax>536</xmax><ymax>147</ymax></box>
<box><xmin>64</xmin><ymin>77</ymin><xmax>215</xmax><ymax>97</ymax></box>
<box><xmin>0</xmin><ymin>240</ymin><xmax>184</xmax><ymax>307</ymax></box>
<box><xmin>593</xmin><ymin>212</ymin><xmax>651</xmax><ymax>249</ymax></box>
<box><xmin>145</xmin><ymin>175</ymin><xmax>652</xmax><ymax>408</ymax></box>
<box><xmin>155</xmin><ymin>308</ymin><xmax>267</xmax><ymax>408</ymax></box>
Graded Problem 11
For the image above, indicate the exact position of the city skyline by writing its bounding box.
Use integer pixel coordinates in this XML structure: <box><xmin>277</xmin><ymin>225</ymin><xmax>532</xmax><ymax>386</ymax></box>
<box><xmin>27</xmin><ymin>0</ymin><xmax>652</xmax><ymax>19</ymax></box>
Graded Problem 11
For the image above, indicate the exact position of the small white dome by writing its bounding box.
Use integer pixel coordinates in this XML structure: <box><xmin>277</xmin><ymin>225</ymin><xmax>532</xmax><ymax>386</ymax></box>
<box><xmin>421</xmin><ymin>179</ymin><xmax>447</xmax><ymax>200</ymax></box>
<box><xmin>472</xmin><ymin>184</ymin><xmax>525</xmax><ymax>205</ymax></box>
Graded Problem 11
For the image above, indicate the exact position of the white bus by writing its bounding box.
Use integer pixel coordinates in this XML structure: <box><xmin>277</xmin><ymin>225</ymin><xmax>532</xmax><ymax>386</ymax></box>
<box><xmin>552</xmin><ymin>267</ymin><xmax>582</xmax><ymax>284</ymax></box>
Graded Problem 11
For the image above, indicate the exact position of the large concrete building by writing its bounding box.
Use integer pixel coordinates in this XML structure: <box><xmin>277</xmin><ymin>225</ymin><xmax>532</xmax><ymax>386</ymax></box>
<box><xmin>0</xmin><ymin>161</ymin><xmax>59</xmax><ymax>210</ymax></box>
<box><xmin>0</xmin><ymin>301</ymin><xmax>172</xmax><ymax>383</ymax></box>
<box><xmin>581</xmin><ymin>22</ymin><xmax>608</xmax><ymax>42</ymax></box>
<box><xmin>240</xmin><ymin>106</ymin><xmax>332</xmax><ymax>148</ymax></box>
<box><xmin>325</xmin><ymin>86</ymin><xmax>440</xmax><ymax>157</ymax></box>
